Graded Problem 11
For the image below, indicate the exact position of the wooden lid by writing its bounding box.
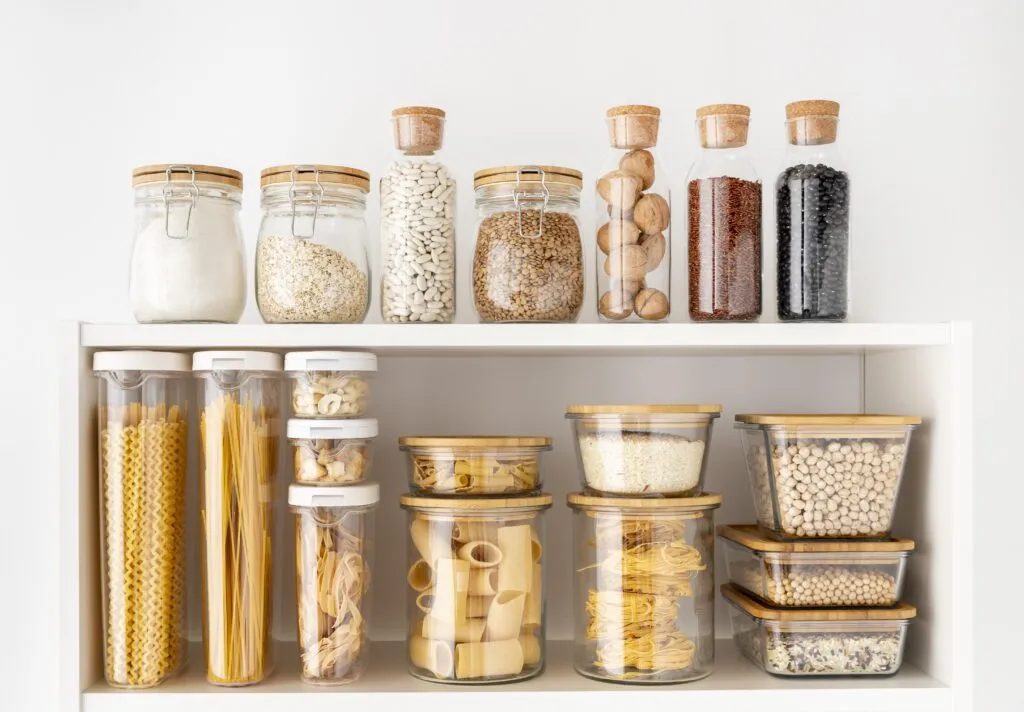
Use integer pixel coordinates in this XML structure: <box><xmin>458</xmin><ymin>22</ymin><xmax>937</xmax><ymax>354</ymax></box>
<box><xmin>399</xmin><ymin>436</ymin><xmax>552</xmax><ymax>448</ymax></box>
<box><xmin>392</xmin><ymin>106</ymin><xmax>446</xmax><ymax>118</ymax></box>
<box><xmin>132</xmin><ymin>164</ymin><xmax>242</xmax><ymax>189</ymax></box>
<box><xmin>473</xmin><ymin>165</ymin><xmax>583</xmax><ymax>189</ymax></box>
<box><xmin>260</xmin><ymin>164</ymin><xmax>370</xmax><ymax>192</ymax></box>
<box><xmin>718</xmin><ymin>524</ymin><xmax>915</xmax><ymax>553</ymax></box>
<box><xmin>735</xmin><ymin>414</ymin><xmax>921</xmax><ymax>426</ymax></box>
<box><xmin>696</xmin><ymin>104</ymin><xmax>750</xmax><ymax>118</ymax></box>
<box><xmin>567</xmin><ymin>404</ymin><xmax>722</xmax><ymax>415</ymax></box>
<box><xmin>401</xmin><ymin>493</ymin><xmax>553</xmax><ymax>510</ymax></box>
<box><xmin>786</xmin><ymin>99</ymin><xmax>840</xmax><ymax>119</ymax></box>
<box><xmin>607</xmin><ymin>105</ymin><xmax>661</xmax><ymax>117</ymax></box>
<box><xmin>722</xmin><ymin>584</ymin><xmax>917</xmax><ymax>621</ymax></box>
<box><xmin>568</xmin><ymin>492</ymin><xmax>722</xmax><ymax>510</ymax></box>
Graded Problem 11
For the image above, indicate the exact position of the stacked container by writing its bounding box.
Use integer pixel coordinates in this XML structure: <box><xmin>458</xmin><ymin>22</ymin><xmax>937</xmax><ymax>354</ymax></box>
<box><xmin>564</xmin><ymin>405</ymin><xmax>722</xmax><ymax>684</ymax></box>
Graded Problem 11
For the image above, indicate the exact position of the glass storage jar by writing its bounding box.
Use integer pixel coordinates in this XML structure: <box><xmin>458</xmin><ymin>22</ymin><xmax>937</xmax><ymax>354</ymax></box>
<box><xmin>473</xmin><ymin>165</ymin><xmax>584</xmax><ymax>323</ymax></box>
<box><xmin>776</xmin><ymin>100</ymin><xmax>850</xmax><ymax>321</ymax></box>
<box><xmin>568</xmin><ymin>493</ymin><xmax>721</xmax><ymax>684</ymax></box>
<box><xmin>687</xmin><ymin>105</ymin><xmax>762</xmax><ymax>321</ymax></box>
<box><xmin>94</xmin><ymin>351</ymin><xmax>191</xmax><ymax>688</ymax></box>
<box><xmin>399</xmin><ymin>436</ymin><xmax>552</xmax><ymax>496</ymax></box>
<box><xmin>723</xmin><ymin>584</ymin><xmax>916</xmax><ymax>676</ymax></box>
<box><xmin>596</xmin><ymin>105</ymin><xmax>671</xmax><ymax>322</ymax></box>
<box><xmin>400</xmin><ymin>494</ymin><xmax>552</xmax><ymax>683</ymax></box>
<box><xmin>290</xmin><ymin>482</ymin><xmax>379</xmax><ymax>685</ymax></box>
<box><xmin>285</xmin><ymin>350</ymin><xmax>376</xmax><ymax>419</ymax></box>
<box><xmin>289</xmin><ymin>418</ymin><xmax>377</xmax><ymax>485</ymax></box>
<box><xmin>193</xmin><ymin>350</ymin><xmax>283</xmax><ymax>686</ymax></box>
<box><xmin>257</xmin><ymin>164</ymin><xmax>371</xmax><ymax>323</ymax></box>
<box><xmin>381</xmin><ymin>107</ymin><xmax>456</xmax><ymax>323</ymax></box>
<box><xmin>736</xmin><ymin>414</ymin><xmax>920</xmax><ymax>540</ymax></box>
<box><xmin>129</xmin><ymin>164</ymin><xmax>246</xmax><ymax>324</ymax></box>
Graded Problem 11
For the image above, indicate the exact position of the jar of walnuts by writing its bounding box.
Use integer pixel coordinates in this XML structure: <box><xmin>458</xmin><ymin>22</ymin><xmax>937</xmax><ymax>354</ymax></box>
<box><xmin>596</xmin><ymin>105</ymin><xmax>671</xmax><ymax>321</ymax></box>
<box><xmin>472</xmin><ymin>165</ymin><xmax>584</xmax><ymax>322</ymax></box>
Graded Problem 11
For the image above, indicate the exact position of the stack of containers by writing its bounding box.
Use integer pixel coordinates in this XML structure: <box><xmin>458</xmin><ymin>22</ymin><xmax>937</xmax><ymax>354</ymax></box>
<box><xmin>284</xmin><ymin>351</ymin><xmax>381</xmax><ymax>685</ymax></box>
<box><xmin>722</xmin><ymin>414</ymin><xmax>922</xmax><ymax>677</ymax></box>
<box><xmin>564</xmin><ymin>405</ymin><xmax>723</xmax><ymax>684</ymax></box>
<box><xmin>398</xmin><ymin>436</ymin><xmax>553</xmax><ymax>683</ymax></box>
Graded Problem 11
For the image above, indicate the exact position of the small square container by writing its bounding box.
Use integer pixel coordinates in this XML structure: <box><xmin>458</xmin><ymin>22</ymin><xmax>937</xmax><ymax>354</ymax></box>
<box><xmin>399</xmin><ymin>436</ymin><xmax>551</xmax><ymax>495</ymax></box>
<box><xmin>286</xmin><ymin>351</ymin><xmax>377</xmax><ymax>418</ymax></box>
<box><xmin>735</xmin><ymin>414</ymin><xmax>921</xmax><ymax>539</ymax></box>
<box><xmin>289</xmin><ymin>418</ymin><xmax>377</xmax><ymax>485</ymax></box>
<box><xmin>718</xmin><ymin>524</ymin><xmax>913</xmax><ymax>607</ymax></box>
<box><xmin>722</xmin><ymin>584</ymin><xmax>916</xmax><ymax>676</ymax></box>
<box><xmin>565</xmin><ymin>405</ymin><xmax>721</xmax><ymax>496</ymax></box>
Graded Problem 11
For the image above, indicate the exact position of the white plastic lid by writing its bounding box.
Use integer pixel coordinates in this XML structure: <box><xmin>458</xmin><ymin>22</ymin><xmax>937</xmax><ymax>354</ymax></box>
<box><xmin>287</xmin><ymin>418</ymin><xmax>379</xmax><ymax>440</ymax></box>
<box><xmin>285</xmin><ymin>351</ymin><xmax>378</xmax><ymax>373</ymax></box>
<box><xmin>94</xmin><ymin>350</ymin><xmax>191</xmax><ymax>372</ymax></box>
<box><xmin>193</xmin><ymin>350</ymin><xmax>283</xmax><ymax>372</ymax></box>
<box><xmin>289</xmin><ymin>482</ymin><xmax>380</xmax><ymax>509</ymax></box>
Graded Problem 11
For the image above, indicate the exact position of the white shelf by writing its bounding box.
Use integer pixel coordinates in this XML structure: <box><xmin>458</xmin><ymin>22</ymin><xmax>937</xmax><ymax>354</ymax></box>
<box><xmin>82</xmin><ymin>641</ymin><xmax>950</xmax><ymax>712</ymax></box>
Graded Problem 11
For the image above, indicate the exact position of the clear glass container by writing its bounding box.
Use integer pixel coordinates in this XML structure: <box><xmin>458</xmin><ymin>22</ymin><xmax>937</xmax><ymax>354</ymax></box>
<box><xmin>565</xmin><ymin>405</ymin><xmax>721</xmax><ymax>496</ymax></box>
<box><xmin>284</xmin><ymin>351</ymin><xmax>377</xmax><ymax>419</ymax></box>
<box><xmin>290</xmin><ymin>483</ymin><xmax>379</xmax><ymax>685</ymax></box>
<box><xmin>596</xmin><ymin>105</ymin><xmax>671</xmax><ymax>322</ymax></box>
<box><xmin>718</xmin><ymin>525</ymin><xmax>913</xmax><ymax>607</ymax></box>
<box><xmin>686</xmin><ymin>105</ymin><xmax>762</xmax><ymax>321</ymax></box>
<box><xmin>130</xmin><ymin>164</ymin><xmax>246</xmax><ymax>324</ymax></box>
<box><xmin>399</xmin><ymin>436</ymin><xmax>552</xmax><ymax>496</ymax></box>
<box><xmin>723</xmin><ymin>584</ymin><xmax>915</xmax><ymax>676</ymax></box>
<box><xmin>381</xmin><ymin>107</ymin><xmax>456</xmax><ymax>323</ymax></box>
<box><xmin>472</xmin><ymin>165</ymin><xmax>584</xmax><ymax>323</ymax></box>
<box><xmin>400</xmin><ymin>494</ymin><xmax>552</xmax><ymax>683</ymax></box>
<box><xmin>94</xmin><ymin>351</ymin><xmax>191</xmax><ymax>688</ymax></box>
<box><xmin>256</xmin><ymin>165</ymin><xmax>371</xmax><ymax>324</ymax></box>
<box><xmin>776</xmin><ymin>100</ymin><xmax>850</xmax><ymax>321</ymax></box>
<box><xmin>288</xmin><ymin>418</ymin><xmax>377</xmax><ymax>485</ymax></box>
<box><xmin>736</xmin><ymin>414</ymin><xmax>920</xmax><ymax>540</ymax></box>
<box><xmin>193</xmin><ymin>350</ymin><xmax>283</xmax><ymax>686</ymax></box>
<box><xmin>568</xmin><ymin>493</ymin><xmax>721</xmax><ymax>684</ymax></box>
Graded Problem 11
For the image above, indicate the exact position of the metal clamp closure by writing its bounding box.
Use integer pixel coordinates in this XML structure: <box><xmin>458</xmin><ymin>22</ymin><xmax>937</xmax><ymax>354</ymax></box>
<box><xmin>162</xmin><ymin>165</ymin><xmax>199</xmax><ymax>239</ymax></box>
<box><xmin>290</xmin><ymin>165</ymin><xmax>324</xmax><ymax>239</ymax></box>
<box><xmin>512</xmin><ymin>166</ymin><xmax>549</xmax><ymax>238</ymax></box>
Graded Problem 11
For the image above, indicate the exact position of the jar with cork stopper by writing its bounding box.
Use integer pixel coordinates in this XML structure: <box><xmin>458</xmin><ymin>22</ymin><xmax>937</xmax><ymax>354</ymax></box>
<box><xmin>380</xmin><ymin>107</ymin><xmax>456</xmax><ymax>323</ymax></box>
<box><xmin>595</xmin><ymin>105</ymin><xmax>671</xmax><ymax>322</ymax></box>
<box><xmin>686</xmin><ymin>104</ymin><xmax>762</xmax><ymax>322</ymax></box>
<box><xmin>776</xmin><ymin>100</ymin><xmax>850</xmax><ymax>322</ymax></box>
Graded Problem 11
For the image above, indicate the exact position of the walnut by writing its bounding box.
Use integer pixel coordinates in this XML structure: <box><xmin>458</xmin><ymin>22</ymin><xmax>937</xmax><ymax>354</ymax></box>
<box><xmin>603</xmin><ymin>244</ymin><xmax>648</xmax><ymax>281</ymax></box>
<box><xmin>597</xmin><ymin>220</ymin><xmax>641</xmax><ymax>255</ymax></box>
<box><xmin>639</xmin><ymin>231</ymin><xmax>666</xmax><ymax>272</ymax></box>
<box><xmin>634</xmin><ymin>287</ymin><xmax>670</xmax><ymax>320</ymax></box>
<box><xmin>619</xmin><ymin>149</ymin><xmax>656</xmax><ymax>190</ymax></box>
<box><xmin>599</xmin><ymin>289</ymin><xmax>634</xmax><ymax>320</ymax></box>
<box><xmin>634</xmin><ymin>193</ymin><xmax>670</xmax><ymax>234</ymax></box>
<box><xmin>597</xmin><ymin>170</ymin><xmax>643</xmax><ymax>211</ymax></box>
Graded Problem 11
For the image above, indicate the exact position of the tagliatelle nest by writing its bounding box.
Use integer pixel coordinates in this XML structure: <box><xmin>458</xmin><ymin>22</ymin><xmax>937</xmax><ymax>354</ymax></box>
<box><xmin>595</xmin><ymin>631</ymin><xmax>697</xmax><ymax>678</ymax></box>
<box><xmin>585</xmin><ymin>590</ymin><xmax>678</xmax><ymax>639</ymax></box>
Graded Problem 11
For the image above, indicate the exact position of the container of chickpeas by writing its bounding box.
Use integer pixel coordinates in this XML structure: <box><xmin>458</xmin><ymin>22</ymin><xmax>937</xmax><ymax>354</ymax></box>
<box><xmin>735</xmin><ymin>414</ymin><xmax>921</xmax><ymax>540</ymax></box>
<box><xmin>286</xmin><ymin>351</ymin><xmax>376</xmax><ymax>418</ymax></box>
<box><xmin>399</xmin><ymin>436</ymin><xmax>551</xmax><ymax>495</ymax></box>
<box><xmin>289</xmin><ymin>418</ymin><xmax>377</xmax><ymax>485</ymax></box>
<box><xmin>400</xmin><ymin>494</ymin><xmax>551</xmax><ymax>683</ymax></box>
<box><xmin>718</xmin><ymin>525</ymin><xmax>913</xmax><ymax>608</ymax></box>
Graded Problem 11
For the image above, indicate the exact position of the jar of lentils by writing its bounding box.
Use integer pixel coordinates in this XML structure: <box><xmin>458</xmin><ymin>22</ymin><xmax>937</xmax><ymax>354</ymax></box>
<box><xmin>472</xmin><ymin>165</ymin><xmax>584</xmax><ymax>323</ymax></box>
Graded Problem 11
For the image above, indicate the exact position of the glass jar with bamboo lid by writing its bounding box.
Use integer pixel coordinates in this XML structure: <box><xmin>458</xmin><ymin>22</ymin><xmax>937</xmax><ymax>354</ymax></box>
<box><xmin>193</xmin><ymin>350</ymin><xmax>283</xmax><ymax>686</ymax></box>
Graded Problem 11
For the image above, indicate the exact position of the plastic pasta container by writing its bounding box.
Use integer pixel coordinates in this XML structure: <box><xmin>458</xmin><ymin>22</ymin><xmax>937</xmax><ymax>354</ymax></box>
<box><xmin>722</xmin><ymin>584</ymin><xmax>916</xmax><ymax>676</ymax></box>
<box><xmin>718</xmin><ymin>525</ymin><xmax>913</xmax><ymax>608</ymax></box>
<box><xmin>399</xmin><ymin>494</ymin><xmax>552</xmax><ymax>683</ymax></box>
<box><xmin>568</xmin><ymin>493</ymin><xmax>721</xmax><ymax>684</ymax></box>
<box><xmin>193</xmin><ymin>350</ymin><xmax>283</xmax><ymax>686</ymax></box>
<box><xmin>290</xmin><ymin>483</ymin><xmax>379</xmax><ymax>685</ymax></box>
<box><xmin>566</xmin><ymin>405</ymin><xmax>721</xmax><ymax>496</ymax></box>
<box><xmin>285</xmin><ymin>351</ymin><xmax>376</xmax><ymax>418</ymax></box>
<box><xmin>94</xmin><ymin>350</ymin><xmax>191</xmax><ymax>688</ymax></box>
<box><xmin>736</xmin><ymin>414</ymin><xmax>920</xmax><ymax>539</ymax></box>
<box><xmin>399</xmin><ymin>436</ymin><xmax>552</xmax><ymax>495</ymax></box>
<box><xmin>289</xmin><ymin>418</ymin><xmax>377</xmax><ymax>485</ymax></box>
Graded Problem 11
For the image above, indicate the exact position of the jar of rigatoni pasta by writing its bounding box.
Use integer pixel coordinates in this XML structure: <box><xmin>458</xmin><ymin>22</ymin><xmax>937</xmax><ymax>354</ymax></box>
<box><xmin>399</xmin><ymin>494</ymin><xmax>552</xmax><ymax>683</ymax></box>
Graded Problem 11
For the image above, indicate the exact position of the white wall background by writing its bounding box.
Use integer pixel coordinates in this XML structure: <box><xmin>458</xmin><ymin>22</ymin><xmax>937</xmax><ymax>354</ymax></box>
<box><xmin>0</xmin><ymin>0</ymin><xmax>1020</xmax><ymax>709</ymax></box>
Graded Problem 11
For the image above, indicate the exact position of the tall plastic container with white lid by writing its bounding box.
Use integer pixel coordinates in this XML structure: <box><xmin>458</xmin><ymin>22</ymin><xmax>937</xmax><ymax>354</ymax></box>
<box><xmin>290</xmin><ymin>482</ymin><xmax>379</xmax><ymax>685</ymax></box>
<box><xmin>193</xmin><ymin>350</ymin><xmax>282</xmax><ymax>686</ymax></box>
<box><xmin>288</xmin><ymin>418</ymin><xmax>378</xmax><ymax>485</ymax></box>
<box><xmin>94</xmin><ymin>350</ymin><xmax>191</xmax><ymax>688</ymax></box>
<box><xmin>285</xmin><ymin>351</ymin><xmax>377</xmax><ymax>418</ymax></box>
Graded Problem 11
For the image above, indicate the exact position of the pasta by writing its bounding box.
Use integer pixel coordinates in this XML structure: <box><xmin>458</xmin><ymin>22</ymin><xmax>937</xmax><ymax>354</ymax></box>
<box><xmin>411</xmin><ymin>518</ymin><xmax>453</xmax><ymax>567</ymax></box>
<box><xmin>469</xmin><ymin>569</ymin><xmax>499</xmax><ymax>596</ymax></box>
<box><xmin>485</xmin><ymin>591</ymin><xmax>526</xmax><ymax>640</ymax></box>
<box><xmin>423</xmin><ymin>616</ymin><xmax>486</xmax><ymax>642</ymax></box>
<box><xmin>457</xmin><ymin>541</ymin><xmax>503</xmax><ymax>568</ymax></box>
<box><xmin>412</xmin><ymin>454</ymin><xmax>539</xmax><ymax>494</ymax></box>
<box><xmin>497</xmin><ymin>525</ymin><xmax>533</xmax><ymax>592</ymax></box>
<box><xmin>523</xmin><ymin>563</ymin><xmax>542</xmax><ymax>628</ymax></box>
<box><xmin>431</xmin><ymin>558</ymin><xmax>470</xmax><ymax>623</ymax></box>
<box><xmin>467</xmin><ymin>596</ymin><xmax>494</xmax><ymax>618</ymax></box>
<box><xmin>519</xmin><ymin>634</ymin><xmax>541</xmax><ymax>665</ymax></box>
<box><xmin>410</xmin><ymin>635</ymin><xmax>455</xmax><ymax>679</ymax></box>
<box><xmin>454</xmin><ymin>640</ymin><xmax>525</xmax><ymax>679</ymax></box>
<box><xmin>407</xmin><ymin>560</ymin><xmax>432</xmax><ymax>591</ymax></box>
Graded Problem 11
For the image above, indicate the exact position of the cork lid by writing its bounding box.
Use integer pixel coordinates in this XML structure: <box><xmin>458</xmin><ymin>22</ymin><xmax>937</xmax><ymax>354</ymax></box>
<box><xmin>260</xmin><ymin>164</ymin><xmax>370</xmax><ymax>192</ymax></box>
<box><xmin>785</xmin><ymin>99</ymin><xmax>840</xmax><ymax>146</ymax></box>
<box><xmin>392</xmin><ymin>106</ymin><xmax>446</xmax><ymax>156</ymax></box>
<box><xmin>473</xmin><ymin>165</ymin><xmax>583</xmax><ymax>189</ymax></box>
<box><xmin>132</xmin><ymin>164</ymin><xmax>242</xmax><ymax>189</ymax></box>
<box><xmin>606</xmin><ymin>105</ymin><xmax>661</xmax><ymax>150</ymax></box>
<box><xmin>696</xmin><ymin>104</ymin><xmax>751</xmax><ymax>149</ymax></box>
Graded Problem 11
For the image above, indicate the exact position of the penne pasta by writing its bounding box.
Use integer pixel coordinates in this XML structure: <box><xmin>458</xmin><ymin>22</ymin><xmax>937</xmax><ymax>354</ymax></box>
<box><xmin>466</xmin><ymin>595</ymin><xmax>494</xmax><ymax>618</ymax></box>
<box><xmin>411</xmin><ymin>519</ymin><xmax>454</xmax><ymax>567</ymax></box>
<box><xmin>454</xmin><ymin>640</ymin><xmax>525</xmax><ymax>679</ymax></box>
<box><xmin>431</xmin><ymin>558</ymin><xmax>470</xmax><ymax>623</ymax></box>
<box><xmin>469</xmin><ymin>569</ymin><xmax>499</xmax><ymax>596</ymax></box>
<box><xmin>523</xmin><ymin>562</ymin><xmax>543</xmax><ymax>628</ymax></box>
<box><xmin>415</xmin><ymin>590</ymin><xmax>435</xmax><ymax>615</ymax></box>
<box><xmin>497</xmin><ymin>525</ymin><xmax>534</xmax><ymax>593</ymax></box>
<box><xmin>423</xmin><ymin>615</ymin><xmax>486</xmax><ymax>643</ymax></box>
<box><xmin>452</xmin><ymin>520</ymin><xmax>498</xmax><ymax>543</ymax></box>
<box><xmin>457</xmin><ymin>540</ymin><xmax>503</xmax><ymax>569</ymax></box>
<box><xmin>519</xmin><ymin>633</ymin><xmax>541</xmax><ymax>665</ymax></box>
<box><xmin>407</xmin><ymin>559</ymin><xmax>432</xmax><ymax>592</ymax></box>
<box><xmin>410</xmin><ymin>635</ymin><xmax>455</xmax><ymax>679</ymax></box>
<box><xmin>485</xmin><ymin>591</ymin><xmax>526</xmax><ymax>640</ymax></box>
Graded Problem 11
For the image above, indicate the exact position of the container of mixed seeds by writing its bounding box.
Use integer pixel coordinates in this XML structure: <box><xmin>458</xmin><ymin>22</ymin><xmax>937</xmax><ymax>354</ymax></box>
<box><xmin>722</xmin><ymin>584</ymin><xmax>915</xmax><ymax>676</ymax></box>
<box><xmin>289</xmin><ymin>418</ymin><xmax>377</xmax><ymax>485</ymax></box>
<box><xmin>285</xmin><ymin>351</ymin><xmax>376</xmax><ymax>419</ymax></box>
<box><xmin>399</xmin><ymin>436</ymin><xmax>551</xmax><ymax>495</ymax></box>
<box><xmin>566</xmin><ymin>405</ymin><xmax>721</xmax><ymax>496</ymax></box>
<box><xmin>718</xmin><ymin>525</ymin><xmax>913</xmax><ymax>608</ymax></box>
<box><xmin>736</xmin><ymin>414</ymin><xmax>920</xmax><ymax>539</ymax></box>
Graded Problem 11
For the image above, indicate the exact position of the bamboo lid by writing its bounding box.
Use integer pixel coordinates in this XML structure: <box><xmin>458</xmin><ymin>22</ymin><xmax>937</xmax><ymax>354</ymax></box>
<box><xmin>722</xmin><ymin>584</ymin><xmax>917</xmax><ymax>621</ymax></box>
<box><xmin>473</xmin><ymin>165</ymin><xmax>583</xmax><ymax>189</ymax></box>
<box><xmin>567</xmin><ymin>404</ymin><xmax>722</xmax><ymax>415</ymax></box>
<box><xmin>718</xmin><ymin>524</ymin><xmax>915</xmax><ymax>553</ymax></box>
<box><xmin>400</xmin><ymin>493</ymin><xmax>553</xmax><ymax>511</ymax></box>
<box><xmin>260</xmin><ymin>164</ymin><xmax>370</xmax><ymax>192</ymax></box>
<box><xmin>606</xmin><ymin>105</ymin><xmax>661</xmax><ymax>149</ymax></box>
<box><xmin>568</xmin><ymin>492</ymin><xmax>722</xmax><ymax>510</ymax></box>
<box><xmin>785</xmin><ymin>99</ymin><xmax>840</xmax><ymax>146</ymax></box>
<box><xmin>735</xmin><ymin>414</ymin><xmax>921</xmax><ymax>426</ymax></box>
<box><xmin>392</xmin><ymin>106</ymin><xmax>446</xmax><ymax>155</ymax></box>
<box><xmin>132</xmin><ymin>164</ymin><xmax>242</xmax><ymax>189</ymax></box>
<box><xmin>399</xmin><ymin>436</ymin><xmax>552</xmax><ymax>448</ymax></box>
<box><xmin>696</xmin><ymin>104</ymin><xmax>751</xmax><ymax>149</ymax></box>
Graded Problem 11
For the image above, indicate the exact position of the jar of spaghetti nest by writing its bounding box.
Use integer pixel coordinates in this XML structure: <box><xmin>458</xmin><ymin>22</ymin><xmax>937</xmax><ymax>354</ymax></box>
<box><xmin>568</xmin><ymin>492</ymin><xmax>721</xmax><ymax>684</ymax></box>
<box><xmin>400</xmin><ymin>494</ymin><xmax>552</xmax><ymax>683</ymax></box>
<box><xmin>472</xmin><ymin>165</ymin><xmax>584</xmax><ymax>322</ymax></box>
